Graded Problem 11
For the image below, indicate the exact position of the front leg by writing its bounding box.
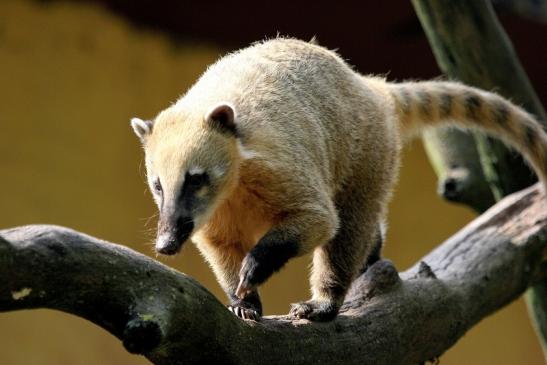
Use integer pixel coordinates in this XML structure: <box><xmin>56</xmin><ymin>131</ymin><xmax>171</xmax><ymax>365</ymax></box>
<box><xmin>195</xmin><ymin>239</ymin><xmax>263</xmax><ymax>320</ymax></box>
<box><xmin>236</xmin><ymin>205</ymin><xmax>338</xmax><ymax>299</ymax></box>
<box><xmin>236</xmin><ymin>228</ymin><xmax>299</xmax><ymax>298</ymax></box>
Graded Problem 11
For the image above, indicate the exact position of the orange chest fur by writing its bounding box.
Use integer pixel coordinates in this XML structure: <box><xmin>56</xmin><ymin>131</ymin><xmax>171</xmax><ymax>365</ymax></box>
<box><xmin>201</xmin><ymin>183</ymin><xmax>279</xmax><ymax>252</ymax></box>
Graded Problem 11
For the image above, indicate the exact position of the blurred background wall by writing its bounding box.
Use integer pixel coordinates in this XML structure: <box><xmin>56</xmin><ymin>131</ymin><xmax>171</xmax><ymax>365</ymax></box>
<box><xmin>0</xmin><ymin>0</ymin><xmax>545</xmax><ymax>364</ymax></box>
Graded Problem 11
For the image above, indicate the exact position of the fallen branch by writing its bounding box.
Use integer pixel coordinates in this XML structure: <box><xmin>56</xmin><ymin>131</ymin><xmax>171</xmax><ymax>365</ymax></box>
<box><xmin>1</xmin><ymin>184</ymin><xmax>545</xmax><ymax>365</ymax></box>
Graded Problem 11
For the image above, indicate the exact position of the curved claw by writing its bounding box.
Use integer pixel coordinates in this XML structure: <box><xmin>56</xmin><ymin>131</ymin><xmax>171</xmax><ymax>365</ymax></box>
<box><xmin>289</xmin><ymin>302</ymin><xmax>312</xmax><ymax>319</ymax></box>
<box><xmin>289</xmin><ymin>300</ymin><xmax>339</xmax><ymax>321</ymax></box>
<box><xmin>227</xmin><ymin>304</ymin><xmax>259</xmax><ymax>321</ymax></box>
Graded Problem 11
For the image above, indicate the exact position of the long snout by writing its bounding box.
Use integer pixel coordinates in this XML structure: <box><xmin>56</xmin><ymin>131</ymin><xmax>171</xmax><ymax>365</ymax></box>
<box><xmin>155</xmin><ymin>215</ymin><xmax>194</xmax><ymax>255</ymax></box>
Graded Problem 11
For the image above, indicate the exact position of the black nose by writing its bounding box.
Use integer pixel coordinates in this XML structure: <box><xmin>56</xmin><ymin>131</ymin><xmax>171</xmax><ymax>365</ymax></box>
<box><xmin>156</xmin><ymin>239</ymin><xmax>181</xmax><ymax>255</ymax></box>
<box><xmin>156</xmin><ymin>217</ymin><xmax>194</xmax><ymax>255</ymax></box>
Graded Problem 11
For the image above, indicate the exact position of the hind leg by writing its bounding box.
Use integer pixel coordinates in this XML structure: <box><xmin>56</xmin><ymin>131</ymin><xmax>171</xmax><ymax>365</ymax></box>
<box><xmin>360</xmin><ymin>222</ymin><xmax>386</xmax><ymax>274</ymax></box>
<box><xmin>290</xmin><ymin>206</ymin><xmax>384</xmax><ymax>321</ymax></box>
<box><xmin>290</xmin><ymin>223</ymin><xmax>379</xmax><ymax>321</ymax></box>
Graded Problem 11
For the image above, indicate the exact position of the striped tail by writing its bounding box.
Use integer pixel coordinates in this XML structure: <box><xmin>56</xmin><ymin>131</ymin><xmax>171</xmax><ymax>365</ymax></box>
<box><xmin>387</xmin><ymin>81</ymin><xmax>547</xmax><ymax>187</ymax></box>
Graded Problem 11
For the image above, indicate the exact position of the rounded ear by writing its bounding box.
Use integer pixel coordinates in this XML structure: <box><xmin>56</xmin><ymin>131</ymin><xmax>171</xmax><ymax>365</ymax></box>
<box><xmin>130</xmin><ymin>118</ymin><xmax>154</xmax><ymax>142</ymax></box>
<box><xmin>205</xmin><ymin>102</ymin><xmax>237</xmax><ymax>137</ymax></box>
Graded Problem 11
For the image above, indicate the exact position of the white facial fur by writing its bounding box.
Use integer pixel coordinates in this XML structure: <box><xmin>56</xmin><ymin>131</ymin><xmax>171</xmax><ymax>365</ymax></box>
<box><xmin>188</xmin><ymin>166</ymin><xmax>205</xmax><ymax>175</ymax></box>
<box><xmin>237</xmin><ymin>140</ymin><xmax>259</xmax><ymax>160</ymax></box>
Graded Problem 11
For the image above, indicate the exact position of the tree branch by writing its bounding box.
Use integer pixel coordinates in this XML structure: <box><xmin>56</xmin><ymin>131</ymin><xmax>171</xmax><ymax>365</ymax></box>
<box><xmin>422</xmin><ymin>128</ymin><xmax>495</xmax><ymax>212</ymax></box>
<box><xmin>412</xmin><ymin>0</ymin><xmax>547</xmax><ymax>355</ymax></box>
<box><xmin>1</xmin><ymin>184</ymin><xmax>545</xmax><ymax>365</ymax></box>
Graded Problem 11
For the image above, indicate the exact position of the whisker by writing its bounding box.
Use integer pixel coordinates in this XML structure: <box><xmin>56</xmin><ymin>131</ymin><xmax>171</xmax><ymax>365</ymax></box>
<box><xmin>143</xmin><ymin>212</ymin><xmax>159</xmax><ymax>228</ymax></box>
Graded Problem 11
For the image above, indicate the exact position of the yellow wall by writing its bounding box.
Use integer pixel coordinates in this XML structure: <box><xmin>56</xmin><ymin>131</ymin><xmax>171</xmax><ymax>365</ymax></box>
<box><xmin>0</xmin><ymin>1</ymin><xmax>542</xmax><ymax>364</ymax></box>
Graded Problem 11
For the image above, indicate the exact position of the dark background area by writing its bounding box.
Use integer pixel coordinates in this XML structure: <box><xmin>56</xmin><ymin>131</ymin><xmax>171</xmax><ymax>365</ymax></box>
<box><xmin>42</xmin><ymin>0</ymin><xmax>547</xmax><ymax>103</ymax></box>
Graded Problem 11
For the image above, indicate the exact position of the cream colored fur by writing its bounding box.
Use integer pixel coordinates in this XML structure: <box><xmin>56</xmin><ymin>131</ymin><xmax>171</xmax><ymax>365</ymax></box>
<box><xmin>137</xmin><ymin>38</ymin><xmax>547</xmax><ymax>318</ymax></box>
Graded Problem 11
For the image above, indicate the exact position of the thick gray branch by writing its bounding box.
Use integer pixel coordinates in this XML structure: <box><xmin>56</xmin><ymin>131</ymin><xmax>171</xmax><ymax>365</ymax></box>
<box><xmin>1</xmin><ymin>184</ymin><xmax>546</xmax><ymax>365</ymax></box>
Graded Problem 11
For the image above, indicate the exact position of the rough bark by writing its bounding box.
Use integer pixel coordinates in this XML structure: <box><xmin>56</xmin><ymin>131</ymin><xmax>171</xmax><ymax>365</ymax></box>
<box><xmin>1</xmin><ymin>184</ymin><xmax>545</xmax><ymax>365</ymax></box>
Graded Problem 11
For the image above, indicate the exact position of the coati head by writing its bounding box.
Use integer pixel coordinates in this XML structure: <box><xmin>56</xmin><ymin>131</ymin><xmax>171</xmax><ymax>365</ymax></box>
<box><xmin>131</xmin><ymin>102</ymin><xmax>241</xmax><ymax>255</ymax></box>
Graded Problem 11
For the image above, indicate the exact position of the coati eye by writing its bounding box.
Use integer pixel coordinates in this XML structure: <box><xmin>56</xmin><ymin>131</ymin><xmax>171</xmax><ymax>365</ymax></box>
<box><xmin>185</xmin><ymin>171</ymin><xmax>209</xmax><ymax>189</ymax></box>
<box><xmin>153</xmin><ymin>179</ymin><xmax>163</xmax><ymax>195</ymax></box>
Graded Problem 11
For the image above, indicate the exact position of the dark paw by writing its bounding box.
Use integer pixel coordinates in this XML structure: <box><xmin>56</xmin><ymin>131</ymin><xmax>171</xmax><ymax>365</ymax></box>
<box><xmin>289</xmin><ymin>300</ymin><xmax>339</xmax><ymax>321</ymax></box>
<box><xmin>227</xmin><ymin>304</ymin><xmax>261</xmax><ymax>321</ymax></box>
<box><xmin>236</xmin><ymin>238</ymin><xmax>299</xmax><ymax>298</ymax></box>
<box><xmin>236</xmin><ymin>254</ymin><xmax>264</xmax><ymax>298</ymax></box>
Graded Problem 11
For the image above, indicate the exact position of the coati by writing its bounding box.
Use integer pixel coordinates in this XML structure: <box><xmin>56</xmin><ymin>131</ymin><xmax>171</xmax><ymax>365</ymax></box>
<box><xmin>130</xmin><ymin>38</ymin><xmax>547</xmax><ymax>321</ymax></box>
